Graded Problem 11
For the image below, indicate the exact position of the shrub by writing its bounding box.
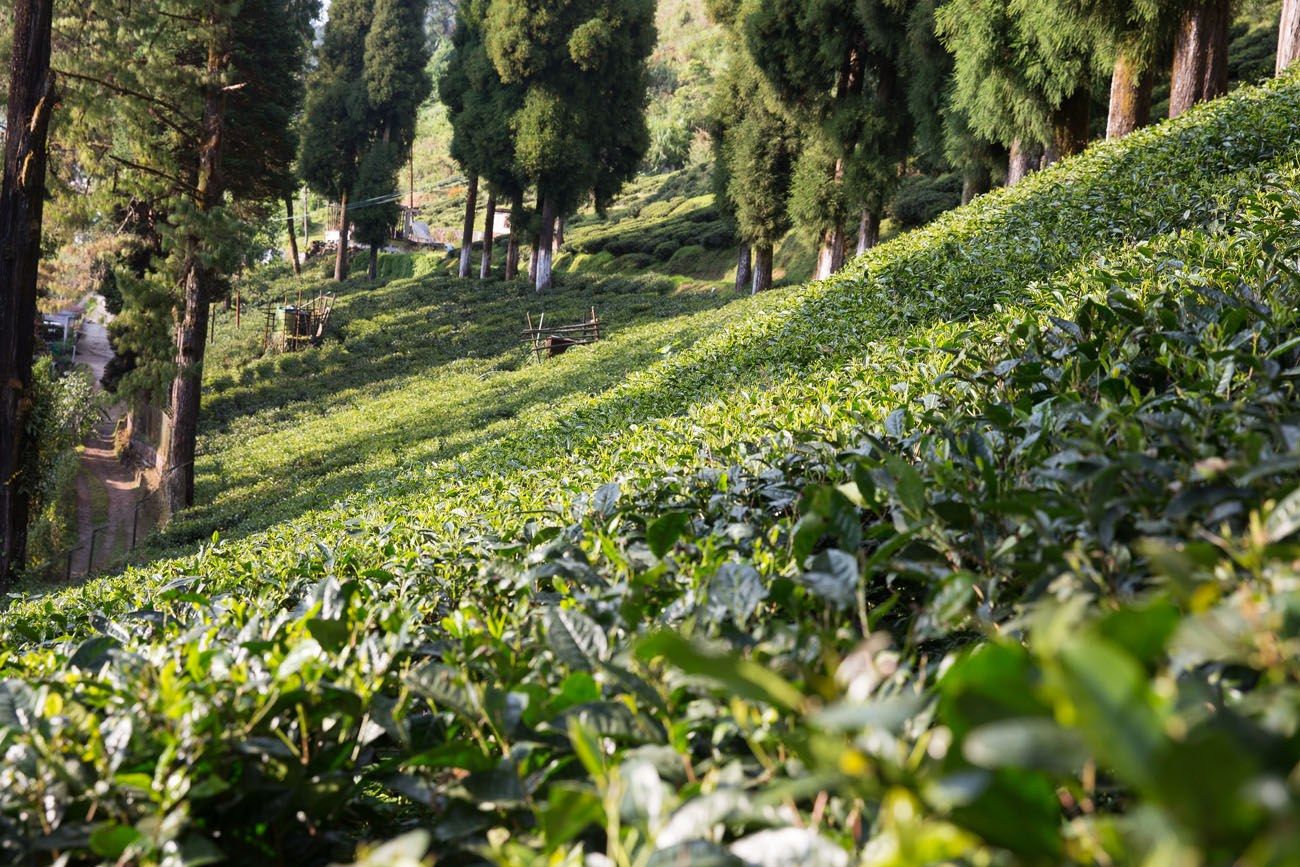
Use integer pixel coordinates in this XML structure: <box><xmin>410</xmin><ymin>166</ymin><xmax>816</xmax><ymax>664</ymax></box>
<box><xmin>3</xmin><ymin>75</ymin><xmax>1300</xmax><ymax>865</ymax></box>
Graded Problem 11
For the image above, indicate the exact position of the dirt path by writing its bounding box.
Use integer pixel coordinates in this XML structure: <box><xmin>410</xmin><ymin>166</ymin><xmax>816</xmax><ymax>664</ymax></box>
<box><xmin>72</xmin><ymin>408</ymin><xmax>141</xmax><ymax>576</ymax></box>
<box><xmin>66</xmin><ymin>299</ymin><xmax>150</xmax><ymax>578</ymax></box>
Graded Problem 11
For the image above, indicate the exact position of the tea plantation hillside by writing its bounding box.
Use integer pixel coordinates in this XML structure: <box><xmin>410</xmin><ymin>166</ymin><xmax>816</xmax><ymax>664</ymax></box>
<box><xmin>160</xmin><ymin>269</ymin><xmax>764</xmax><ymax>551</ymax></box>
<box><xmin>4</xmin><ymin>76</ymin><xmax>1300</xmax><ymax>865</ymax></box>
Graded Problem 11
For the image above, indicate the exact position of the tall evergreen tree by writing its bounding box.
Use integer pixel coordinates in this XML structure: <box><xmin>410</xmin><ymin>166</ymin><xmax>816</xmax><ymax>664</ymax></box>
<box><xmin>301</xmin><ymin>0</ymin><xmax>375</xmax><ymax>281</ymax></box>
<box><xmin>59</xmin><ymin>0</ymin><xmax>317</xmax><ymax>513</ymax></box>
<box><xmin>441</xmin><ymin>0</ymin><xmax>524</xmax><ymax>281</ymax></box>
<box><xmin>0</xmin><ymin>0</ymin><xmax>54</xmax><ymax>584</ymax></box>
<box><xmin>708</xmin><ymin>1</ymin><xmax>799</xmax><ymax>294</ymax></box>
<box><xmin>745</xmin><ymin>0</ymin><xmax>912</xmax><ymax>279</ymax></box>
<box><xmin>1280</xmin><ymin>0</ymin><xmax>1300</xmax><ymax>74</ymax></box>
<box><xmin>485</xmin><ymin>0</ymin><xmax>655</xmax><ymax>292</ymax></box>
<box><xmin>351</xmin><ymin>142</ymin><xmax>404</xmax><ymax>279</ymax></box>
<box><xmin>937</xmin><ymin>0</ymin><xmax>1097</xmax><ymax>185</ymax></box>
<box><xmin>1036</xmin><ymin>2</ymin><xmax>1172</xmax><ymax>138</ymax></box>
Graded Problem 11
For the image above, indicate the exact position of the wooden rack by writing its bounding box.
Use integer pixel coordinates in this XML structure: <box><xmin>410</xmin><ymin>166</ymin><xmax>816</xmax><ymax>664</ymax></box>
<box><xmin>523</xmin><ymin>307</ymin><xmax>601</xmax><ymax>362</ymax></box>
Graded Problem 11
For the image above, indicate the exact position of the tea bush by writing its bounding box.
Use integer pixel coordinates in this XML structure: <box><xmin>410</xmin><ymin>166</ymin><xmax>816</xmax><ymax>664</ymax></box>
<box><xmin>3</xmin><ymin>76</ymin><xmax>1300</xmax><ymax>865</ymax></box>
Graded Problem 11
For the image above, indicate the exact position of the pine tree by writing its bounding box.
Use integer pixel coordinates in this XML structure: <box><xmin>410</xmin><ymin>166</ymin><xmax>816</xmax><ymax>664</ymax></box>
<box><xmin>484</xmin><ymin>0</ymin><xmax>656</xmax><ymax>292</ymax></box>
<box><xmin>0</xmin><ymin>0</ymin><xmax>54</xmax><ymax>584</ymax></box>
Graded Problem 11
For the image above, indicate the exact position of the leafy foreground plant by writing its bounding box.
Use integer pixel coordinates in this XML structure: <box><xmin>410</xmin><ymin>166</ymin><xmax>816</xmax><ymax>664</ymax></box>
<box><xmin>4</xmin><ymin>81</ymin><xmax>1300</xmax><ymax>865</ymax></box>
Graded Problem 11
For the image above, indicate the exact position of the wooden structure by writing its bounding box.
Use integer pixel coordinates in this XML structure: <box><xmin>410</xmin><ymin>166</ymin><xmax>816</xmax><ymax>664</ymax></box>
<box><xmin>523</xmin><ymin>308</ymin><xmax>602</xmax><ymax>361</ymax></box>
<box><xmin>262</xmin><ymin>292</ymin><xmax>335</xmax><ymax>352</ymax></box>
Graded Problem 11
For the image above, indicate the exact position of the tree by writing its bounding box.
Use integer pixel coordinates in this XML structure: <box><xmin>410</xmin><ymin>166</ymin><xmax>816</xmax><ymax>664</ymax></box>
<box><xmin>1280</xmin><ymin>0</ymin><xmax>1300</xmax><ymax>74</ymax></box>
<box><xmin>745</xmin><ymin>0</ymin><xmax>912</xmax><ymax>278</ymax></box>
<box><xmin>440</xmin><ymin>0</ymin><xmax>522</xmax><ymax>281</ymax></box>
<box><xmin>302</xmin><ymin>0</ymin><xmax>429</xmax><ymax>282</ymax></box>
<box><xmin>57</xmin><ymin>0</ymin><xmax>317</xmax><ymax>513</ymax></box>
<box><xmin>938</xmin><ymin>0</ymin><xmax>1097</xmax><ymax>185</ymax></box>
<box><xmin>0</xmin><ymin>0</ymin><xmax>54</xmax><ymax>584</ymax></box>
<box><xmin>351</xmin><ymin>142</ymin><xmax>404</xmax><ymax>279</ymax></box>
<box><xmin>1170</xmin><ymin>0</ymin><xmax>1232</xmax><ymax>117</ymax></box>
<box><xmin>485</xmin><ymin>0</ymin><xmax>656</xmax><ymax>292</ymax></box>
<box><xmin>301</xmin><ymin>0</ymin><xmax>375</xmax><ymax>281</ymax></box>
<box><xmin>708</xmin><ymin>11</ymin><xmax>799</xmax><ymax>295</ymax></box>
<box><xmin>1035</xmin><ymin>1</ymin><xmax>1174</xmax><ymax>138</ymax></box>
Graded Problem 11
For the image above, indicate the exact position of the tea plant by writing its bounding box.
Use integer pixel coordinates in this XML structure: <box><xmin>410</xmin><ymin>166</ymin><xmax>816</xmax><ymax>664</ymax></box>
<box><xmin>2</xmin><ymin>76</ymin><xmax>1300</xmax><ymax>865</ymax></box>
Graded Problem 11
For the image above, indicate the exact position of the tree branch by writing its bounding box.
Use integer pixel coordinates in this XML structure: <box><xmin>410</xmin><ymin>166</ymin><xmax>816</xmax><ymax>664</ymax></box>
<box><xmin>106</xmin><ymin>153</ymin><xmax>200</xmax><ymax>196</ymax></box>
<box><xmin>52</xmin><ymin>66</ymin><xmax>197</xmax><ymax>132</ymax></box>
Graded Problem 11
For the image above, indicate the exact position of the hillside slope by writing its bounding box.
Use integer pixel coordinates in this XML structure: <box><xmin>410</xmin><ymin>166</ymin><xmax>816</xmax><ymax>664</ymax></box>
<box><xmin>3</xmin><ymin>77</ymin><xmax>1300</xmax><ymax>864</ymax></box>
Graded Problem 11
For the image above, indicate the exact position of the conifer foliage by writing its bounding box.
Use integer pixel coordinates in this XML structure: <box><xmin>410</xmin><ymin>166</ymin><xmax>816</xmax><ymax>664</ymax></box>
<box><xmin>301</xmin><ymin>0</ymin><xmax>432</xmax><ymax>282</ymax></box>
<box><xmin>442</xmin><ymin>0</ymin><xmax>656</xmax><ymax>292</ymax></box>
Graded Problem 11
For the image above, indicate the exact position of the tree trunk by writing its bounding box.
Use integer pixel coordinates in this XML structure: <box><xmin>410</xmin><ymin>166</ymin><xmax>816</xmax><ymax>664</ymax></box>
<box><xmin>814</xmin><ymin>157</ymin><xmax>847</xmax><ymax>280</ymax></box>
<box><xmin>505</xmin><ymin>233</ymin><xmax>520</xmax><ymax>280</ymax></box>
<box><xmin>285</xmin><ymin>195</ymin><xmax>301</xmax><ymax>276</ymax></box>
<box><xmin>536</xmin><ymin>196</ymin><xmax>556</xmax><ymax>293</ymax></box>
<box><xmin>1049</xmin><ymin>87</ymin><xmax>1092</xmax><ymax>161</ymax></box>
<box><xmin>1279</xmin><ymin>0</ymin><xmax>1300</xmax><ymax>74</ymax></box>
<box><xmin>0</xmin><ymin>0</ymin><xmax>54</xmax><ymax>585</ymax></box>
<box><xmin>961</xmin><ymin>166</ymin><xmax>991</xmax><ymax>205</ymax></box>
<box><xmin>1170</xmin><ymin>0</ymin><xmax>1231</xmax><ymax>118</ymax></box>
<box><xmin>735</xmin><ymin>245</ymin><xmax>751</xmax><ymax>293</ymax></box>
<box><xmin>814</xmin><ymin>225</ymin><xmax>846</xmax><ymax>280</ymax></box>
<box><xmin>161</xmin><ymin>21</ymin><xmax>229</xmax><ymax>515</ymax></box>
<box><xmin>1006</xmin><ymin>139</ymin><xmax>1041</xmax><ymax>186</ymax></box>
<box><xmin>856</xmin><ymin>210</ymin><xmax>881</xmax><ymax>256</ymax></box>
<box><xmin>529</xmin><ymin>232</ymin><xmax>540</xmax><ymax>284</ymax></box>
<box><xmin>553</xmin><ymin>216</ymin><xmax>565</xmax><ymax>254</ymax></box>
<box><xmin>752</xmin><ymin>244</ymin><xmax>773</xmax><ymax>294</ymax></box>
<box><xmin>458</xmin><ymin>175</ymin><xmax>479</xmax><ymax>278</ymax></box>
<box><xmin>480</xmin><ymin>188</ymin><xmax>496</xmax><ymax>280</ymax></box>
<box><xmin>334</xmin><ymin>189</ymin><xmax>350</xmax><ymax>281</ymax></box>
<box><xmin>1107</xmin><ymin>50</ymin><xmax>1154</xmax><ymax>138</ymax></box>
<box><xmin>368</xmin><ymin>243</ymin><xmax>379</xmax><ymax>281</ymax></box>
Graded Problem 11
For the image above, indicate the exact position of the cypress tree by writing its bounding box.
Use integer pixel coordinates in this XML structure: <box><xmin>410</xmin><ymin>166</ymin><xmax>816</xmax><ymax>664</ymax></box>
<box><xmin>937</xmin><ymin>0</ymin><xmax>1098</xmax><ymax>183</ymax></box>
<box><xmin>351</xmin><ymin>142</ymin><xmax>404</xmax><ymax>280</ymax></box>
<box><xmin>708</xmin><ymin>1</ymin><xmax>799</xmax><ymax>294</ymax></box>
<box><xmin>301</xmin><ymin>0</ymin><xmax>375</xmax><ymax>281</ymax></box>
<box><xmin>1170</xmin><ymin>1</ymin><xmax>1233</xmax><ymax>117</ymax></box>
<box><xmin>441</xmin><ymin>0</ymin><xmax>524</xmax><ymax>281</ymax></box>
<box><xmin>302</xmin><ymin>0</ymin><xmax>429</xmax><ymax>282</ymax></box>
<box><xmin>485</xmin><ymin>0</ymin><xmax>656</xmax><ymax>292</ymax></box>
<box><xmin>59</xmin><ymin>0</ymin><xmax>317</xmax><ymax>513</ymax></box>
<box><xmin>1280</xmin><ymin>0</ymin><xmax>1300</xmax><ymax>74</ymax></box>
<box><xmin>745</xmin><ymin>0</ymin><xmax>912</xmax><ymax>278</ymax></box>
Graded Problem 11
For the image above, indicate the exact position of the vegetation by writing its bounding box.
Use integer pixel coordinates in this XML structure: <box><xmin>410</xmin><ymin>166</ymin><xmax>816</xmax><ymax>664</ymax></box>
<box><xmin>1</xmin><ymin>70</ymin><xmax>1299</xmax><ymax>864</ymax></box>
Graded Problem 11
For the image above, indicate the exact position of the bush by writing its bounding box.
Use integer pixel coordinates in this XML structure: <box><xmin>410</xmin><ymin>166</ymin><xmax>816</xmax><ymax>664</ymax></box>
<box><xmin>888</xmin><ymin>171</ymin><xmax>964</xmax><ymax>228</ymax></box>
